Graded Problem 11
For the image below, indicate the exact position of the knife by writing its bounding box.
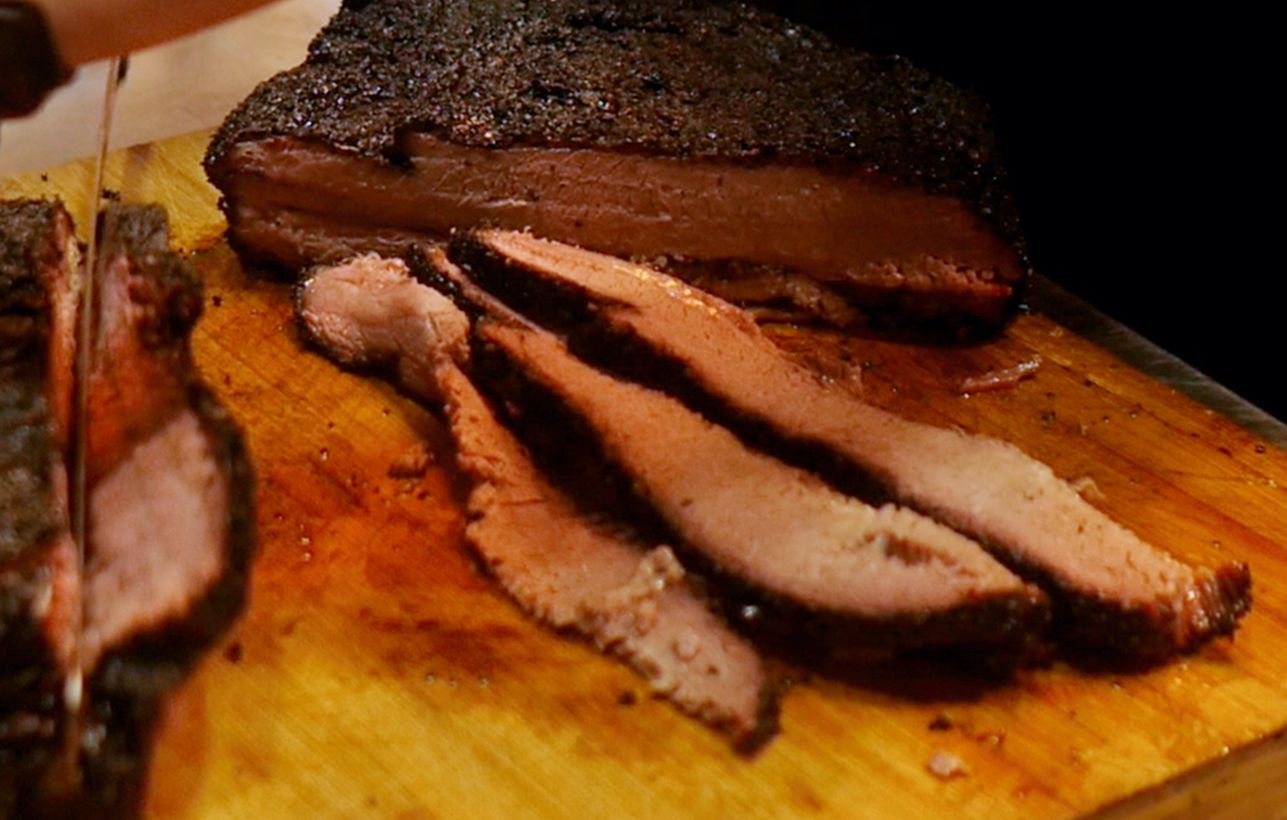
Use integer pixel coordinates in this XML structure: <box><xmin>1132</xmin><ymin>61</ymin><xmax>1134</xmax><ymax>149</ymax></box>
<box><xmin>58</xmin><ymin>52</ymin><xmax>128</xmax><ymax>792</ymax></box>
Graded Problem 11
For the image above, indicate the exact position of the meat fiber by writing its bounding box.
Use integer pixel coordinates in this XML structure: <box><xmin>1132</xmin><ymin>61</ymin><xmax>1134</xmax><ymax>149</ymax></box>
<box><xmin>206</xmin><ymin>0</ymin><xmax>1026</xmax><ymax>335</ymax></box>
<box><xmin>298</xmin><ymin>254</ymin><xmax>772</xmax><ymax>745</ymax></box>
<box><xmin>1</xmin><ymin>203</ymin><xmax>254</xmax><ymax>817</ymax></box>
<box><xmin>448</xmin><ymin>230</ymin><xmax>1252</xmax><ymax>659</ymax></box>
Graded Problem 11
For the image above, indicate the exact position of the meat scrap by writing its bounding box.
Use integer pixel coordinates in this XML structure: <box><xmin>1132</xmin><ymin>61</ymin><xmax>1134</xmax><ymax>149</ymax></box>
<box><xmin>446</xmin><ymin>230</ymin><xmax>1251</xmax><ymax>660</ymax></box>
<box><xmin>1</xmin><ymin>202</ymin><xmax>254</xmax><ymax>816</ymax></box>
<box><xmin>387</xmin><ymin>445</ymin><xmax>434</xmax><ymax>479</ymax></box>
<box><xmin>927</xmin><ymin>749</ymin><xmax>969</xmax><ymax>780</ymax></box>
<box><xmin>298</xmin><ymin>255</ymin><xmax>772</xmax><ymax>745</ymax></box>
<box><xmin>208</xmin><ymin>0</ymin><xmax>1026</xmax><ymax>335</ymax></box>
<box><xmin>957</xmin><ymin>356</ymin><xmax>1042</xmax><ymax>395</ymax></box>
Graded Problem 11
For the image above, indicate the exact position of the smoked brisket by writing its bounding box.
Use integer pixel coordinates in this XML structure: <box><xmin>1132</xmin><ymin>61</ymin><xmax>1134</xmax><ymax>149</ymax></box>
<box><xmin>466</xmin><ymin>317</ymin><xmax>1047</xmax><ymax>653</ymax></box>
<box><xmin>207</xmin><ymin>0</ymin><xmax>1026</xmax><ymax>334</ymax></box>
<box><xmin>1</xmin><ymin>203</ymin><xmax>254</xmax><ymax>817</ymax></box>
<box><xmin>298</xmin><ymin>255</ymin><xmax>773</xmax><ymax>744</ymax></box>
<box><xmin>447</xmin><ymin>230</ymin><xmax>1252</xmax><ymax>660</ymax></box>
<box><xmin>1</xmin><ymin>200</ymin><xmax>79</xmax><ymax>816</ymax></box>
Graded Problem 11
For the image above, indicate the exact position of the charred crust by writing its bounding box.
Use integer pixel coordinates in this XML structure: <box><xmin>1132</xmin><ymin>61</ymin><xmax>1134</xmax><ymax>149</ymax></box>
<box><xmin>0</xmin><ymin>200</ymin><xmax>66</xmax><ymax>317</ymax></box>
<box><xmin>204</xmin><ymin>0</ymin><xmax>1024</xmax><ymax>253</ymax></box>
<box><xmin>1</xmin><ymin>199</ymin><xmax>71</xmax><ymax>816</ymax></box>
<box><xmin>1048</xmin><ymin>562</ymin><xmax>1252</xmax><ymax>664</ymax></box>
<box><xmin>98</xmin><ymin>205</ymin><xmax>204</xmax><ymax>347</ymax></box>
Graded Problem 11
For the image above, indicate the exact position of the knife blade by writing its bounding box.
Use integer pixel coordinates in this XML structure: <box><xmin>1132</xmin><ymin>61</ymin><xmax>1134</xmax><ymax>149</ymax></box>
<box><xmin>59</xmin><ymin>52</ymin><xmax>127</xmax><ymax>790</ymax></box>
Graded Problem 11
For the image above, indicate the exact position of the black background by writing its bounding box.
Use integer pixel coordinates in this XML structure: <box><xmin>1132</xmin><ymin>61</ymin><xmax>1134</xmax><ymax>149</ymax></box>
<box><xmin>753</xmin><ymin>4</ymin><xmax>1280</xmax><ymax>421</ymax></box>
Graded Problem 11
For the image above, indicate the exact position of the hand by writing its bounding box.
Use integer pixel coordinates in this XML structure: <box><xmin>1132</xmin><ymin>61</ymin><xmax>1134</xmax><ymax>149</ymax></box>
<box><xmin>36</xmin><ymin>0</ymin><xmax>281</xmax><ymax>66</ymax></box>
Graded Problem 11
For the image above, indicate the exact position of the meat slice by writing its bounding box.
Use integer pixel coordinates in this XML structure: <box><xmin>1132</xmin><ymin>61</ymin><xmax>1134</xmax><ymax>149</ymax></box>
<box><xmin>298</xmin><ymin>255</ymin><xmax>772</xmax><ymax>745</ymax></box>
<box><xmin>296</xmin><ymin>253</ymin><xmax>470</xmax><ymax>402</ymax></box>
<box><xmin>3</xmin><ymin>203</ymin><xmax>254</xmax><ymax>816</ymax></box>
<box><xmin>469</xmin><ymin>318</ymin><xmax>1047</xmax><ymax>653</ymax></box>
<box><xmin>449</xmin><ymin>230</ymin><xmax>1252</xmax><ymax>659</ymax></box>
<box><xmin>81</xmin><ymin>206</ymin><xmax>254</xmax><ymax>671</ymax></box>
<box><xmin>206</xmin><ymin>0</ymin><xmax>1026</xmax><ymax>334</ymax></box>
<box><xmin>1</xmin><ymin>200</ymin><xmax>80</xmax><ymax>816</ymax></box>
<box><xmin>445</xmin><ymin>364</ymin><xmax>771</xmax><ymax>744</ymax></box>
<box><xmin>71</xmin><ymin>206</ymin><xmax>254</xmax><ymax>813</ymax></box>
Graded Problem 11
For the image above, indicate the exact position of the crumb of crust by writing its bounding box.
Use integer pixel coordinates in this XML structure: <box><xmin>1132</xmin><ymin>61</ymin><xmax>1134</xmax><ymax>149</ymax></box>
<box><xmin>928</xmin><ymin>713</ymin><xmax>954</xmax><ymax>731</ymax></box>
<box><xmin>388</xmin><ymin>445</ymin><xmax>435</xmax><ymax>478</ymax></box>
<box><xmin>958</xmin><ymin>355</ymin><xmax>1041</xmax><ymax>395</ymax></box>
<box><xmin>927</xmin><ymin>749</ymin><xmax>969</xmax><ymax>780</ymax></box>
<box><xmin>1068</xmin><ymin>475</ymin><xmax>1107</xmax><ymax>501</ymax></box>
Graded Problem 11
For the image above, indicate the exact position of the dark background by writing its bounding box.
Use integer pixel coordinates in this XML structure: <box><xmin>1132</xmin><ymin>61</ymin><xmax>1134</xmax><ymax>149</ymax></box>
<box><xmin>753</xmin><ymin>5</ymin><xmax>1279</xmax><ymax>420</ymax></box>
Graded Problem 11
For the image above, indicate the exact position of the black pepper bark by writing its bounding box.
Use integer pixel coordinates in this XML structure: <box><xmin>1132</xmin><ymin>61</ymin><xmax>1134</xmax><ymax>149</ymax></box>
<box><xmin>1</xmin><ymin>200</ymin><xmax>66</xmax><ymax>564</ymax></box>
<box><xmin>1</xmin><ymin>200</ymin><xmax>71</xmax><ymax>818</ymax></box>
<box><xmin>205</xmin><ymin>0</ymin><xmax>1023</xmax><ymax>252</ymax></box>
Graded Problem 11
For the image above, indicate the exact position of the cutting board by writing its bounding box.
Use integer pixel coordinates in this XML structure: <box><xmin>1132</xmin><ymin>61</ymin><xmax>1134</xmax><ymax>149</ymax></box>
<box><xmin>4</xmin><ymin>131</ymin><xmax>1287</xmax><ymax>820</ymax></box>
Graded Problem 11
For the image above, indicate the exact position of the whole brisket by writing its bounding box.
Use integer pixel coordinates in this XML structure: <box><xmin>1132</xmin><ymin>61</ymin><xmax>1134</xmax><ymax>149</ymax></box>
<box><xmin>207</xmin><ymin>0</ymin><xmax>1026</xmax><ymax>334</ymax></box>
<box><xmin>448</xmin><ymin>230</ymin><xmax>1252</xmax><ymax>660</ymax></box>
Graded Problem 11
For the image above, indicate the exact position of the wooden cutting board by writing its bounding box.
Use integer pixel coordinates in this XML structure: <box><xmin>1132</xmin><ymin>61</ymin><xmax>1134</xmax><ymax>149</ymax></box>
<box><xmin>4</xmin><ymin>131</ymin><xmax>1287</xmax><ymax>820</ymax></box>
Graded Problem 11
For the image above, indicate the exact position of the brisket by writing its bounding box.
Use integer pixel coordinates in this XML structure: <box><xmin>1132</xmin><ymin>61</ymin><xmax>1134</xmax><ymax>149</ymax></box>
<box><xmin>206</xmin><ymin>0</ymin><xmax>1026</xmax><ymax>334</ymax></box>
<box><xmin>298</xmin><ymin>254</ymin><xmax>772</xmax><ymax>744</ymax></box>
<box><xmin>1</xmin><ymin>203</ymin><xmax>254</xmax><ymax>816</ymax></box>
<box><xmin>297</xmin><ymin>253</ymin><xmax>470</xmax><ymax>401</ymax></box>
<box><xmin>1</xmin><ymin>200</ymin><xmax>80</xmax><ymax>816</ymax></box>
<box><xmin>449</xmin><ymin>230</ymin><xmax>1252</xmax><ymax>659</ymax></box>
<box><xmin>468</xmin><ymin>318</ymin><xmax>1047</xmax><ymax>653</ymax></box>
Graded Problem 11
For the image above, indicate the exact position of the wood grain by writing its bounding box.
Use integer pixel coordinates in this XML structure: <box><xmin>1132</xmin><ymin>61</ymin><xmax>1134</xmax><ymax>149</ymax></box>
<box><xmin>4</xmin><ymin>131</ymin><xmax>1286</xmax><ymax>819</ymax></box>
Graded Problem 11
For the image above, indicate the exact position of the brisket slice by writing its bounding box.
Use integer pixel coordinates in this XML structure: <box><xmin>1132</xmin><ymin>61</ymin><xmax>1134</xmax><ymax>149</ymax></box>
<box><xmin>72</xmin><ymin>205</ymin><xmax>255</xmax><ymax>815</ymax></box>
<box><xmin>297</xmin><ymin>255</ymin><xmax>772</xmax><ymax>745</ymax></box>
<box><xmin>1</xmin><ymin>201</ymin><xmax>80</xmax><ymax>816</ymax></box>
<box><xmin>450</xmin><ymin>230</ymin><xmax>1252</xmax><ymax>659</ymax></box>
<box><xmin>206</xmin><ymin>0</ymin><xmax>1025</xmax><ymax>334</ymax></box>
<box><xmin>296</xmin><ymin>253</ymin><xmax>471</xmax><ymax>402</ymax></box>
<box><xmin>467</xmin><ymin>317</ymin><xmax>1047</xmax><ymax>653</ymax></box>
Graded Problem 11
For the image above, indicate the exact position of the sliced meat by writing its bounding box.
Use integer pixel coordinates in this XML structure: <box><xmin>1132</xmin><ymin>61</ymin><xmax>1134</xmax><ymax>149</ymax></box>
<box><xmin>449</xmin><ymin>230</ymin><xmax>1252</xmax><ymax>659</ymax></box>
<box><xmin>81</xmin><ymin>205</ymin><xmax>254</xmax><ymax>672</ymax></box>
<box><xmin>297</xmin><ymin>253</ymin><xmax>469</xmax><ymax>402</ymax></box>
<box><xmin>298</xmin><ymin>253</ymin><xmax>772</xmax><ymax>744</ymax></box>
<box><xmin>3</xmin><ymin>202</ymin><xmax>255</xmax><ymax>816</ymax></box>
<box><xmin>67</xmin><ymin>205</ymin><xmax>255</xmax><ymax>816</ymax></box>
<box><xmin>1</xmin><ymin>200</ymin><xmax>80</xmax><ymax>816</ymax></box>
<box><xmin>442</xmin><ymin>363</ymin><xmax>770</xmax><ymax>744</ymax></box>
<box><xmin>470</xmin><ymin>318</ymin><xmax>1047</xmax><ymax>652</ymax></box>
<box><xmin>206</xmin><ymin>0</ymin><xmax>1026</xmax><ymax>334</ymax></box>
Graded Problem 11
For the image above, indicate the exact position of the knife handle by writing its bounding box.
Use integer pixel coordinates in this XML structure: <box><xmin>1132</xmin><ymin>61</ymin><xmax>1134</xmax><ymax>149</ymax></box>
<box><xmin>0</xmin><ymin>2</ymin><xmax>74</xmax><ymax>118</ymax></box>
